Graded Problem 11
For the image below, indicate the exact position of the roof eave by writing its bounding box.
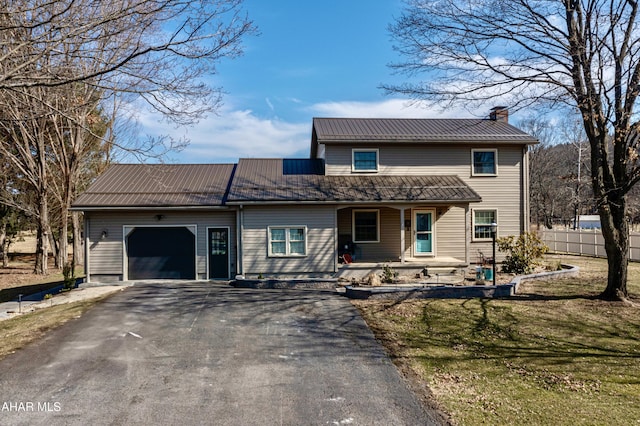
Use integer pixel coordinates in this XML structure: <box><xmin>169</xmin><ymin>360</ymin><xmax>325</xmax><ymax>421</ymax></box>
<box><xmin>71</xmin><ymin>205</ymin><xmax>230</xmax><ymax>211</ymax></box>
<box><xmin>318</xmin><ymin>138</ymin><xmax>538</xmax><ymax>144</ymax></box>
<box><xmin>226</xmin><ymin>198</ymin><xmax>482</xmax><ymax>205</ymax></box>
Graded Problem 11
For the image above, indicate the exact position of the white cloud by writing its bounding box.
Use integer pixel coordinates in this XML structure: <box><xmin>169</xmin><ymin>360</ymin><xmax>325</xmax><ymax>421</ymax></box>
<box><xmin>136</xmin><ymin>106</ymin><xmax>310</xmax><ymax>163</ymax></box>
<box><xmin>307</xmin><ymin>98</ymin><xmax>476</xmax><ymax>119</ymax></box>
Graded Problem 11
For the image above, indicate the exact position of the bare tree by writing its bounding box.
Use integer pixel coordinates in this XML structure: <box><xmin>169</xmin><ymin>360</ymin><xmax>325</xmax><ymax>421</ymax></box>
<box><xmin>0</xmin><ymin>0</ymin><xmax>254</xmax><ymax>274</ymax></box>
<box><xmin>519</xmin><ymin>115</ymin><xmax>564</xmax><ymax>229</ymax></box>
<box><xmin>559</xmin><ymin>116</ymin><xmax>590</xmax><ymax>229</ymax></box>
<box><xmin>386</xmin><ymin>0</ymin><xmax>640</xmax><ymax>300</ymax></box>
<box><xmin>0</xmin><ymin>1</ymin><xmax>253</xmax><ymax>105</ymax></box>
<box><xmin>48</xmin><ymin>84</ymin><xmax>110</xmax><ymax>269</ymax></box>
<box><xmin>0</xmin><ymin>87</ymin><xmax>56</xmax><ymax>274</ymax></box>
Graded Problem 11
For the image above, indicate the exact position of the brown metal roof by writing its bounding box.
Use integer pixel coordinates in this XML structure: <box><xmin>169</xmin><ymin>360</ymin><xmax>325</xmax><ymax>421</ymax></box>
<box><xmin>227</xmin><ymin>159</ymin><xmax>481</xmax><ymax>203</ymax></box>
<box><xmin>72</xmin><ymin>164</ymin><xmax>236</xmax><ymax>208</ymax></box>
<box><xmin>312</xmin><ymin>117</ymin><xmax>538</xmax><ymax>144</ymax></box>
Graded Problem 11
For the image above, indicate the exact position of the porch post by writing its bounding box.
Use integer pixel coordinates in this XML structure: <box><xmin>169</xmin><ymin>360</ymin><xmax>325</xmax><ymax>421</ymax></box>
<box><xmin>400</xmin><ymin>207</ymin><xmax>406</xmax><ymax>264</ymax></box>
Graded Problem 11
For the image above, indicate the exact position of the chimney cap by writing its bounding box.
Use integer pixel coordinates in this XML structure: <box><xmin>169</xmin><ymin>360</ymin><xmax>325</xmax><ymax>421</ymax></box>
<box><xmin>491</xmin><ymin>106</ymin><xmax>508</xmax><ymax>111</ymax></box>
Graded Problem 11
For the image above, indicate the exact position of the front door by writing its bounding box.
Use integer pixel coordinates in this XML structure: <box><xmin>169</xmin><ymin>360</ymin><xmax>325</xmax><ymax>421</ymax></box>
<box><xmin>414</xmin><ymin>210</ymin><xmax>434</xmax><ymax>256</ymax></box>
<box><xmin>208</xmin><ymin>227</ymin><xmax>229</xmax><ymax>279</ymax></box>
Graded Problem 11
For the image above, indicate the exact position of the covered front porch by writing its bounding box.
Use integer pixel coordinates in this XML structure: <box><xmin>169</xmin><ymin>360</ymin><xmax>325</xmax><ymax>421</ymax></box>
<box><xmin>336</xmin><ymin>204</ymin><xmax>471</xmax><ymax>269</ymax></box>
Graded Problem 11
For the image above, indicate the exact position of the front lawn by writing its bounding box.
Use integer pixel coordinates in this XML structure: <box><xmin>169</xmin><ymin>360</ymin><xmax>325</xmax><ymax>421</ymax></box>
<box><xmin>353</xmin><ymin>255</ymin><xmax>640</xmax><ymax>425</ymax></box>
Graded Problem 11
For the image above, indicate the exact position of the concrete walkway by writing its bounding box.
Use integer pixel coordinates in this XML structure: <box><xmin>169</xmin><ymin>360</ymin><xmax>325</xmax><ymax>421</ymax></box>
<box><xmin>0</xmin><ymin>283</ymin><xmax>130</xmax><ymax>320</ymax></box>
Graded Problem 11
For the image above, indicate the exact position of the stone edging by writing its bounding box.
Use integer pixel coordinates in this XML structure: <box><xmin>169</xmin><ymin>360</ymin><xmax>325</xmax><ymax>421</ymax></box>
<box><xmin>343</xmin><ymin>264</ymin><xmax>580</xmax><ymax>300</ymax></box>
<box><xmin>231</xmin><ymin>278</ymin><xmax>339</xmax><ymax>290</ymax></box>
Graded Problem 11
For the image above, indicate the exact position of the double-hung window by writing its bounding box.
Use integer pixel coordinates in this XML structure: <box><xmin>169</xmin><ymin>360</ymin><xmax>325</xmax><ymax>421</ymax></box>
<box><xmin>352</xmin><ymin>149</ymin><xmax>379</xmax><ymax>172</ymax></box>
<box><xmin>268</xmin><ymin>226</ymin><xmax>306</xmax><ymax>256</ymax></box>
<box><xmin>473</xmin><ymin>210</ymin><xmax>497</xmax><ymax>240</ymax></box>
<box><xmin>353</xmin><ymin>210</ymin><xmax>379</xmax><ymax>242</ymax></box>
<box><xmin>472</xmin><ymin>149</ymin><xmax>497</xmax><ymax>175</ymax></box>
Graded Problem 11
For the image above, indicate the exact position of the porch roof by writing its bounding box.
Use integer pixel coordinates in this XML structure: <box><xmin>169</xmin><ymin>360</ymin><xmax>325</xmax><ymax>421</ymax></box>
<box><xmin>227</xmin><ymin>159</ymin><xmax>481</xmax><ymax>204</ymax></box>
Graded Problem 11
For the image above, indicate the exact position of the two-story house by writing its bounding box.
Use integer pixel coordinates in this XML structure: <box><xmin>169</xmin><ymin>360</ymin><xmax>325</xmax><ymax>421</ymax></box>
<box><xmin>72</xmin><ymin>108</ymin><xmax>538</xmax><ymax>282</ymax></box>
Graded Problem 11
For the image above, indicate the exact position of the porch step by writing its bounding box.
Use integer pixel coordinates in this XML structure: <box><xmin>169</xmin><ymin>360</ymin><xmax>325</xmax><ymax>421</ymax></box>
<box><xmin>335</xmin><ymin>260</ymin><xmax>468</xmax><ymax>281</ymax></box>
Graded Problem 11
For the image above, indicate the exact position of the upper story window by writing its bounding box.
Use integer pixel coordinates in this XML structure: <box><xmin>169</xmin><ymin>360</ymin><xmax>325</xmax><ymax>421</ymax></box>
<box><xmin>352</xmin><ymin>149</ymin><xmax>379</xmax><ymax>172</ymax></box>
<box><xmin>472</xmin><ymin>149</ymin><xmax>497</xmax><ymax>176</ymax></box>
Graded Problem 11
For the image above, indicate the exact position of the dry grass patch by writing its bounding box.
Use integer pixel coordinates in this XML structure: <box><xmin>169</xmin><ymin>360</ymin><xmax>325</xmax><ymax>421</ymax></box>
<box><xmin>354</xmin><ymin>256</ymin><xmax>640</xmax><ymax>425</ymax></box>
<box><xmin>0</xmin><ymin>296</ymin><xmax>109</xmax><ymax>360</ymax></box>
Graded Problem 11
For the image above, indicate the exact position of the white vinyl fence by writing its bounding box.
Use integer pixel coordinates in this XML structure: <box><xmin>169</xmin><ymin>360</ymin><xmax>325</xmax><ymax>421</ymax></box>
<box><xmin>541</xmin><ymin>229</ymin><xmax>640</xmax><ymax>262</ymax></box>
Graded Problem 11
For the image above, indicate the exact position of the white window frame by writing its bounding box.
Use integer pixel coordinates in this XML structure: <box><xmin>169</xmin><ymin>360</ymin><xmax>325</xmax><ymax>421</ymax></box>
<box><xmin>352</xmin><ymin>148</ymin><xmax>379</xmax><ymax>173</ymax></box>
<box><xmin>267</xmin><ymin>226</ymin><xmax>307</xmax><ymax>257</ymax></box>
<box><xmin>471</xmin><ymin>148</ymin><xmax>498</xmax><ymax>176</ymax></box>
<box><xmin>472</xmin><ymin>209</ymin><xmax>498</xmax><ymax>241</ymax></box>
<box><xmin>352</xmin><ymin>209</ymin><xmax>380</xmax><ymax>243</ymax></box>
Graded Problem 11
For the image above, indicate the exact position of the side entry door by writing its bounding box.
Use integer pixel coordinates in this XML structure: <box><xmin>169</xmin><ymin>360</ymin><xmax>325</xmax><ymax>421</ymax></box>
<box><xmin>208</xmin><ymin>228</ymin><xmax>229</xmax><ymax>279</ymax></box>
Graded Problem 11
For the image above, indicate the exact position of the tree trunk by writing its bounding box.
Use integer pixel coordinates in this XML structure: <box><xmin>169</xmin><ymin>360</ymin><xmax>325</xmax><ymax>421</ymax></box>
<box><xmin>72</xmin><ymin>211</ymin><xmax>83</xmax><ymax>266</ymax></box>
<box><xmin>34</xmin><ymin>194</ymin><xmax>48</xmax><ymax>275</ymax></box>
<box><xmin>0</xmin><ymin>221</ymin><xmax>6</xmax><ymax>268</ymax></box>
<box><xmin>599</xmin><ymin>195</ymin><xmax>629</xmax><ymax>300</ymax></box>
<box><xmin>48</xmin><ymin>225</ymin><xmax>59</xmax><ymax>269</ymax></box>
<box><xmin>58</xmin><ymin>205</ymin><xmax>69</xmax><ymax>268</ymax></box>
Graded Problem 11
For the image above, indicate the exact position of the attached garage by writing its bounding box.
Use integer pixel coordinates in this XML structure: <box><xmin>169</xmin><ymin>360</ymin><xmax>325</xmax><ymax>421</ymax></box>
<box><xmin>73</xmin><ymin>164</ymin><xmax>238</xmax><ymax>283</ymax></box>
<box><xmin>126</xmin><ymin>226</ymin><xmax>196</xmax><ymax>280</ymax></box>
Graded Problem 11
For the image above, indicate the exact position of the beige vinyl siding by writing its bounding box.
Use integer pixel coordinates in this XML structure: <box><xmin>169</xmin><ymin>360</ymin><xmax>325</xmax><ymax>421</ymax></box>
<box><xmin>86</xmin><ymin>210</ymin><xmax>236</xmax><ymax>280</ymax></box>
<box><xmin>241</xmin><ymin>205</ymin><xmax>336</xmax><ymax>276</ymax></box>
<box><xmin>434</xmin><ymin>205</ymin><xmax>466</xmax><ymax>259</ymax></box>
<box><xmin>326</xmin><ymin>143</ymin><xmax>525</xmax><ymax>248</ymax></box>
<box><xmin>338</xmin><ymin>207</ymin><xmax>401</xmax><ymax>262</ymax></box>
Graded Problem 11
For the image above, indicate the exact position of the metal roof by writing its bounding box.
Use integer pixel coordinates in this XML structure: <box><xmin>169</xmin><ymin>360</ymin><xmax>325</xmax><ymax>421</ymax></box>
<box><xmin>227</xmin><ymin>159</ymin><xmax>481</xmax><ymax>203</ymax></box>
<box><xmin>72</xmin><ymin>163</ymin><xmax>236</xmax><ymax>208</ymax></box>
<box><xmin>312</xmin><ymin>117</ymin><xmax>538</xmax><ymax>144</ymax></box>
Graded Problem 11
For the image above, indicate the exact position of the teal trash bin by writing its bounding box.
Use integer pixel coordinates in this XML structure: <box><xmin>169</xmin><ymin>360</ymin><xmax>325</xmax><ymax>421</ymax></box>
<box><xmin>482</xmin><ymin>267</ymin><xmax>493</xmax><ymax>281</ymax></box>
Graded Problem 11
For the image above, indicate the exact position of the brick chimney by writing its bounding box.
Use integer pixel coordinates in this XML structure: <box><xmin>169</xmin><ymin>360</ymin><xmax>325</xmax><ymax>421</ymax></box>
<box><xmin>489</xmin><ymin>106</ymin><xmax>508</xmax><ymax>123</ymax></box>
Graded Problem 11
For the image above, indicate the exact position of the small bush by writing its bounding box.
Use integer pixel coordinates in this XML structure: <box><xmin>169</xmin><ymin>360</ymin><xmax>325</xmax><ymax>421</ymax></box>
<box><xmin>497</xmin><ymin>232</ymin><xmax>549</xmax><ymax>274</ymax></box>
<box><xmin>545</xmin><ymin>260</ymin><xmax>563</xmax><ymax>271</ymax></box>
<box><xmin>381</xmin><ymin>265</ymin><xmax>398</xmax><ymax>283</ymax></box>
<box><xmin>62</xmin><ymin>262</ymin><xmax>75</xmax><ymax>290</ymax></box>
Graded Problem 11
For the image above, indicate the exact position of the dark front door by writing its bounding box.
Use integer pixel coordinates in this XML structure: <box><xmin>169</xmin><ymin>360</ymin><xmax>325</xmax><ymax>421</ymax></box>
<box><xmin>208</xmin><ymin>228</ymin><xmax>229</xmax><ymax>279</ymax></box>
<box><xmin>127</xmin><ymin>227</ymin><xmax>196</xmax><ymax>280</ymax></box>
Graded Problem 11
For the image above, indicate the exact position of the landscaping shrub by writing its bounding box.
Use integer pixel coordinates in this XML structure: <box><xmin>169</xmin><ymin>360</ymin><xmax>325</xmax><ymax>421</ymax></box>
<box><xmin>62</xmin><ymin>262</ymin><xmax>75</xmax><ymax>291</ymax></box>
<box><xmin>497</xmin><ymin>232</ymin><xmax>549</xmax><ymax>274</ymax></box>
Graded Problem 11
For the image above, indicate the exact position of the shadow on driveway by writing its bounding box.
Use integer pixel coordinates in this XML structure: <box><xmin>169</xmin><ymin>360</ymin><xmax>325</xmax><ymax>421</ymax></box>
<box><xmin>0</xmin><ymin>281</ymin><xmax>445</xmax><ymax>425</ymax></box>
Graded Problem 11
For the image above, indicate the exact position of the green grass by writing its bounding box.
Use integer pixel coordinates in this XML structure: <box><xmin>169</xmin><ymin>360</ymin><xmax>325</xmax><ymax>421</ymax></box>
<box><xmin>354</xmin><ymin>256</ymin><xmax>640</xmax><ymax>425</ymax></box>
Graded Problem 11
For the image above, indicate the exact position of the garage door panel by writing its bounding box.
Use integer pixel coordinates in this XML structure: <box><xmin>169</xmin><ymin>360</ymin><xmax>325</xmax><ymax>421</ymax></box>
<box><xmin>127</xmin><ymin>227</ymin><xmax>195</xmax><ymax>280</ymax></box>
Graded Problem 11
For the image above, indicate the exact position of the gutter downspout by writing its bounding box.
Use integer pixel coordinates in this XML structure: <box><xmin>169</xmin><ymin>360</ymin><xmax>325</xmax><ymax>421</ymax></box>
<box><xmin>334</xmin><ymin>207</ymin><xmax>338</xmax><ymax>273</ymax></box>
<box><xmin>237</xmin><ymin>205</ymin><xmax>244</xmax><ymax>277</ymax></box>
<box><xmin>522</xmin><ymin>145</ymin><xmax>530</xmax><ymax>233</ymax></box>
<box><xmin>84</xmin><ymin>214</ymin><xmax>90</xmax><ymax>283</ymax></box>
<box><xmin>400</xmin><ymin>207</ymin><xmax>406</xmax><ymax>264</ymax></box>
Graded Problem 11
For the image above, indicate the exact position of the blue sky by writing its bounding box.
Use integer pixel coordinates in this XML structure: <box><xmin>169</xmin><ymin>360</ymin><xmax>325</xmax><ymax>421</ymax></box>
<box><xmin>137</xmin><ymin>0</ymin><xmax>484</xmax><ymax>164</ymax></box>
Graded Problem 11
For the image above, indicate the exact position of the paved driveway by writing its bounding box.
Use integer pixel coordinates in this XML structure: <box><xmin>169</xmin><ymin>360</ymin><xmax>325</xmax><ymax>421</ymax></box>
<box><xmin>0</xmin><ymin>282</ymin><xmax>442</xmax><ymax>425</ymax></box>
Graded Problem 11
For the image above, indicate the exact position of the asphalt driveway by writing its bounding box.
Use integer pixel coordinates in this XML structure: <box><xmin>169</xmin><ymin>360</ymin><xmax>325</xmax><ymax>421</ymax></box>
<box><xmin>0</xmin><ymin>282</ymin><xmax>443</xmax><ymax>425</ymax></box>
